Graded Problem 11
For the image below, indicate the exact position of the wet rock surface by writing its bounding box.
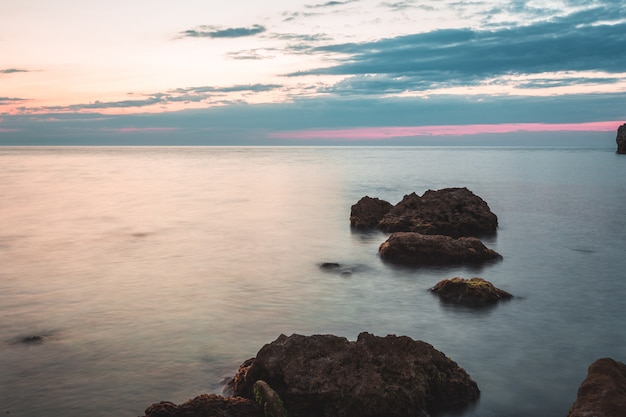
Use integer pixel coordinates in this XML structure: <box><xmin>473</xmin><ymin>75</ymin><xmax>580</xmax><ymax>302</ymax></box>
<box><xmin>567</xmin><ymin>357</ymin><xmax>626</xmax><ymax>417</ymax></box>
<box><xmin>379</xmin><ymin>232</ymin><xmax>501</xmax><ymax>266</ymax></box>
<box><xmin>431</xmin><ymin>277</ymin><xmax>513</xmax><ymax>306</ymax></box>
<box><xmin>351</xmin><ymin>188</ymin><xmax>498</xmax><ymax>237</ymax></box>
<box><xmin>230</xmin><ymin>332</ymin><xmax>480</xmax><ymax>417</ymax></box>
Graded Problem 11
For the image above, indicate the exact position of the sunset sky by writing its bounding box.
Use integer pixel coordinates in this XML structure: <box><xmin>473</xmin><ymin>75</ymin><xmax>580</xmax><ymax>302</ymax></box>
<box><xmin>1</xmin><ymin>0</ymin><xmax>625</xmax><ymax>145</ymax></box>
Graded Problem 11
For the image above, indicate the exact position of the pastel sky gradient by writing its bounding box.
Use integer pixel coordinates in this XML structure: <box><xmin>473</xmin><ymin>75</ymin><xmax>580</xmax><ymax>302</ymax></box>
<box><xmin>1</xmin><ymin>0</ymin><xmax>625</xmax><ymax>145</ymax></box>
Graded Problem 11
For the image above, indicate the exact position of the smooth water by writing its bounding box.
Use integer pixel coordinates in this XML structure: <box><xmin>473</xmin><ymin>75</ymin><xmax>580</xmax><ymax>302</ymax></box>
<box><xmin>1</xmin><ymin>146</ymin><xmax>625</xmax><ymax>417</ymax></box>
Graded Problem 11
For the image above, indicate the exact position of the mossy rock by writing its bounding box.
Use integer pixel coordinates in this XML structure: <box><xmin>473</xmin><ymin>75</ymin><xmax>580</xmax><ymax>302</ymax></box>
<box><xmin>432</xmin><ymin>277</ymin><xmax>512</xmax><ymax>306</ymax></box>
<box><xmin>254</xmin><ymin>380</ymin><xmax>288</xmax><ymax>417</ymax></box>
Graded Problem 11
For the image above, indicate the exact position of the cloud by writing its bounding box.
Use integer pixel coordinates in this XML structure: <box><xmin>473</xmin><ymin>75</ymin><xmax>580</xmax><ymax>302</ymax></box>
<box><xmin>18</xmin><ymin>84</ymin><xmax>283</xmax><ymax>113</ymax></box>
<box><xmin>305</xmin><ymin>0</ymin><xmax>359</xmax><ymax>8</ymax></box>
<box><xmin>270</xmin><ymin>33</ymin><xmax>331</xmax><ymax>42</ymax></box>
<box><xmin>4</xmin><ymin>93</ymin><xmax>625</xmax><ymax>145</ymax></box>
<box><xmin>0</xmin><ymin>96</ymin><xmax>27</xmax><ymax>104</ymax></box>
<box><xmin>0</xmin><ymin>68</ymin><xmax>30</xmax><ymax>75</ymax></box>
<box><xmin>380</xmin><ymin>1</ymin><xmax>434</xmax><ymax>12</ymax></box>
<box><xmin>287</xmin><ymin>6</ymin><xmax>626</xmax><ymax>93</ymax></box>
<box><xmin>180</xmin><ymin>24</ymin><xmax>266</xmax><ymax>39</ymax></box>
<box><xmin>269</xmin><ymin>121</ymin><xmax>622</xmax><ymax>140</ymax></box>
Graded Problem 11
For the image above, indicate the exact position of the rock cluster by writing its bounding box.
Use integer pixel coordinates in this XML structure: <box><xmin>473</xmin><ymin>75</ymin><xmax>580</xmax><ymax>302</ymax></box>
<box><xmin>617</xmin><ymin>123</ymin><xmax>626</xmax><ymax>154</ymax></box>
<box><xmin>431</xmin><ymin>277</ymin><xmax>513</xmax><ymax>306</ymax></box>
<box><xmin>379</xmin><ymin>232</ymin><xmax>501</xmax><ymax>266</ymax></box>
<box><xmin>229</xmin><ymin>332</ymin><xmax>479</xmax><ymax>417</ymax></box>
<box><xmin>351</xmin><ymin>187</ymin><xmax>498</xmax><ymax>237</ymax></box>
<box><xmin>567</xmin><ymin>357</ymin><xmax>626</xmax><ymax>417</ymax></box>
<box><xmin>351</xmin><ymin>188</ymin><xmax>501</xmax><ymax>267</ymax></box>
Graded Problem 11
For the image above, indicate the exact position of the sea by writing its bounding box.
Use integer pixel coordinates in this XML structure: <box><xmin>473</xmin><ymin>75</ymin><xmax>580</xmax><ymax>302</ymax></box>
<box><xmin>1</xmin><ymin>146</ymin><xmax>625</xmax><ymax>417</ymax></box>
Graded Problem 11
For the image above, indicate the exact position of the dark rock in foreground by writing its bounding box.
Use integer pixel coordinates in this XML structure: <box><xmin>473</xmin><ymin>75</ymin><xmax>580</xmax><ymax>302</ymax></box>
<box><xmin>144</xmin><ymin>394</ymin><xmax>262</xmax><ymax>417</ymax></box>
<box><xmin>350</xmin><ymin>196</ymin><xmax>394</xmax><ymax>228</ymax></box>
<box><xmin>567</xmin><ymin>358</ymin><xmax>626</xmax><ymax>417</ymax></box>
<box><xmin>230</xmin><ymin>332</ymin><xmax>480</xmax><ymax>417</ymax></box>
<box><xmin>617</xmin><ymin>123</ymin><xmax>626</xmax><ymax>154</ymax></box>
<box><xmin>379</xmin><ymin>232</ymin><xmax>501</xmax><ymax>265</ymax></box>
<box><xmin>351</xmin><ymin>188</ymin><xmax>498</xmax><ymax>237</ymax></box>
<box><xmin>432</xmin><ymin>277</ymin><xmax>512</xmax><ymax>306</ymax></box>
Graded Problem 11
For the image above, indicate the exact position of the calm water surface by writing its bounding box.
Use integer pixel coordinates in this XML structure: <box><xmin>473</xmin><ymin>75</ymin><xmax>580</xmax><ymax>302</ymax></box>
<box><xmin>1</xmin><ymin>146</ymin><xmax>625</xmax><ymax>417</ymax></box>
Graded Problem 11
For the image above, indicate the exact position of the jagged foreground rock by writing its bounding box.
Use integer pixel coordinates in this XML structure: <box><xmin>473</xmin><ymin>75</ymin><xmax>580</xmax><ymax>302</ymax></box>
<box><xmin>144</xmin><ymin>394</ymin><xmax>262</xmax><ymax>417</ymax></box>
<box><xmin>379</xmin><ymin>232</ymin><xmax>501</xmax><ymax>266</ymax></box>
<box><xmin>431</xmin><ymin>277</ymin><xmax>513</xmax><ymax>306</ymax></box>
<box><xmin>567</xmin><ymin>357</ymin><xmax>626</xmax><ymax>417</ymax></box>
<box><xmin>351</xmin><ymin>187</ymin><xmax>498</xmax><ymax>237</ymax></box>
<box><xmin>229</xmin><ymin>332</ymin><xmax>480</xmax><ymax>417</ymax></box>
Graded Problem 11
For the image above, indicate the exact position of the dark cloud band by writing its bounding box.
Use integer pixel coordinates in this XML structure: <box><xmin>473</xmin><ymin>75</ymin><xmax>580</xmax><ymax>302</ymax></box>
<box><xmin>181</xmin><ymin>24</ymin><xmax>266</xmax><ymax>39</ymax></box>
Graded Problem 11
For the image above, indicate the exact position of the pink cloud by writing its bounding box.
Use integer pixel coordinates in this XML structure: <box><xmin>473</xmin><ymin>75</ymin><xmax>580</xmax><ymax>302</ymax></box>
<box><xmin>269</xmin><ymin>121</ymin><xmax>623</xmax><ymax>140</ymax></box>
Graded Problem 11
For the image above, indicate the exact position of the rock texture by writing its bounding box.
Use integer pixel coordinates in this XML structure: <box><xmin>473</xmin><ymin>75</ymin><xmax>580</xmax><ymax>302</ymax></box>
<box><xmin>351</xmin><ymin>188</ymin><xmax>498</xmax><ymax>237</ymax></box>
<box><xmin>617</xmin><ymin>123</ymin><xmax>626</xmax><ymax>154</ymax></box>
<box><xmin>379</xmin><ymin>232</ymin><xmax>501</xmax><ymax>266</ymax></box>
<box><xmin>431</xmin><ymin>277</ymin><xmax>512</xmax><ymax>306</ymax></box>
<box><xmin>230</xmin><ymin>332</ymin><xmax>480</xmax><ymax>417</ymax></box>
<box><xmin>350</xmin><ymin>196</ymin><xmax>394</xmax><ymax>228</ymax></box>
<box><xmin>144</xmin><ymin>394</ymin><xmax>262</xmax><ymax>417</ymax></box>
<box><xmin>380</xmin><ymin>188</ymin><xmax>498</xmax><ymax>237</ymax></box>
<box><xmin>567</xmin><ymin>358</ymin><xmax>626</xmax><ymax>417</ymax></box>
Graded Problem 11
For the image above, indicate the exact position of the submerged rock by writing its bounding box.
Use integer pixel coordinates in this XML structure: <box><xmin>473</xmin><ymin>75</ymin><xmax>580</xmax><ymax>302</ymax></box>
<box><xmin>567</xmin><ymin>358</ymin><xmax>626</xmax><ymax>417</ymax></box>
<box><xmin>351</xmin><ymin>188</ymin><xmax>498</xmax><ymax>237</ymax></box>
<box><xmin>230</xmin><ymin>332</ymin><xmax>480</xmax><ymax>417</ymax></box>
<box><xmin>20</xmin><ymin>335</ymin><xmax>47</xmax><ymax>344</ymax></box>
<box><xmin>144</xmin><ymin>394</ymin><xmax>262</xmax><ymax>417</ymax></box>
<box><xmin>617</xmin><ymin>123</ymin><xmax>626</xmax><ymax>154</ymax></box>
<box><xmin>350</xmin><ymin>196</ymin><xmax>394</xmax><ymax>228</ymax></box>
<box><xmin>318</xmin><ymin>262</ymin><xmax>362</xmax><ymax>277</ymax></box>
<box><xmin>431</xmin><ymin>277</ymin><xmax>512</xmax><ymax>306</ymax></box>
<box><xmin>379</xmin><ymin>232</ymin><xmax>501</xmax><ymax>266</ymax></box>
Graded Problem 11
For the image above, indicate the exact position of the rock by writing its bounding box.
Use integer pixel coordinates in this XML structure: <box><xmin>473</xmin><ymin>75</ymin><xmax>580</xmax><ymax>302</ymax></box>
<box><xmin>431</xmin><ymin>277</ymin><xmax>513</xmax><ymax>306</ymax></box>
<box><xmin>253</xmin><ymin>380</ymin><xmax>288</xmax><ymax>417</ymax></box>
<box><xmin>379</xmin><ymin>232</ymin><xmax>502</xmax><ymax>265</ymax></box>
<box><xmin>617</xmin><ymin>123</ymin><xmax>626</xmax><ymax>154</ymax></box>
<box><xmin>21</xmin><ymin>335</ymin><xmax>47</xmax><ymax>344</ymax></box>
<box><xmin>318</xmin><ymin>262</ymin><xmax>360</xmax><ymax>277</ymax></box>
<box><xmin>230</xmin><ymin>332</ymin><xmax>480</xmax><ymax>417</ymax></box>
<box><xmin>144</xmin><ymin>394</ymin><xmax>262</xmax><ymax>417</ymax></box>
<box><xmin>567</xmin><ymin>358</ymin><xmax>626</xmax><ymax>417</ymax></box>
<box><xmin>377</xmin><ymin>188</ymin><xmax>498</xmax><ymax>237</ymax></box>
<box><xmin>350</xmin><ymin>196</ymin><xmax>394</xmax><ymax>228</ymax></box>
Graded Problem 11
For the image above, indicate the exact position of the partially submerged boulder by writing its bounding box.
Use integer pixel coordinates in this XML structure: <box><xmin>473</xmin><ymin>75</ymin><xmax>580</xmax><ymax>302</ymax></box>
<box><xmin>431</xmin><ymin>277</ymin><xmax>512</xmax><ymax>306</ymax></box>
<box><xmin>144</xmin><ymin>394</ymin><xmax>262</xmax><ymax>417</ymax></box>
<box><xmin>379</xmin><ymin>232</ymin><xmax>501</xmax><ymax>266</ymax></box>
<box><xmin>351</xmin><ymin>188</ymin><xmax>498</xmax><ymax>237</ymax></box>
<box><xmin>350</xmin><ymin>196</ymin><xmax>394</xmax><ymax>228</ymax></box>
<box><xmin>230</xmin><ymin>332</ymin><xmax>480</xmax><ymax>417</ymax></box>
<box><xmin>567</xmin><ymin>358</ymin><xmax>626</xmax><ymax>417</ymax></box>
<box><xmin>617</xmin><ymin>123</ymin><xmax>626</xmax><ymax>154</ymax></box>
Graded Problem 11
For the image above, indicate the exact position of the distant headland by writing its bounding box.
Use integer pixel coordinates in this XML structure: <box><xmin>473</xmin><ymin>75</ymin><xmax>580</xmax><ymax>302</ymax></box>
<box><xmin>617</xmin><ymin>123</ymin><xmax>626</xmax><ymax>154</ymax></box>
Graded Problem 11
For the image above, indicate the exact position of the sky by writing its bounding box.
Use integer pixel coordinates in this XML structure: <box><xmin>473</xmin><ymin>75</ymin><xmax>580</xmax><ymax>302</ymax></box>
<box><xmin>1</xmin><ymin>0</ymin><xmax>625</xmax><ymax>145</ymax></box>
